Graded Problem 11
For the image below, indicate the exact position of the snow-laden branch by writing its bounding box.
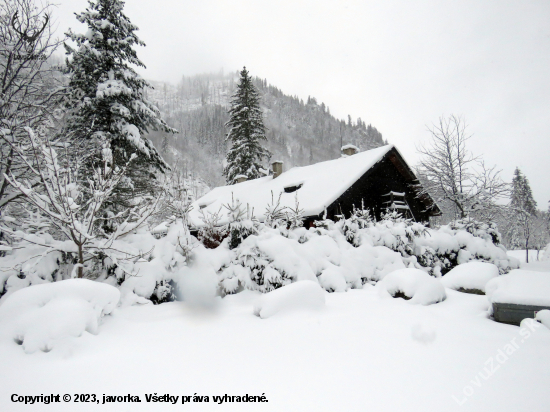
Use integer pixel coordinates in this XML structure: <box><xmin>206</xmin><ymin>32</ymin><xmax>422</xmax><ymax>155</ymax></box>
<box><xmin>2</xmin><ymin>128</ymin><xmax>163</xmax><ymax>277</ymax></box>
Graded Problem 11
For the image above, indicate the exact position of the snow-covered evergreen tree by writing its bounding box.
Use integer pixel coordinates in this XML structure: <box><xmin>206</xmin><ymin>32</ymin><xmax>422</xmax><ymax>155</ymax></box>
<box><xmin>508</xmin><ymin>167</ymin><xmax>538</xmax><ymax>261</ymax></box>
<box><xmin>510</xmin><ymin>167</ymin><xmax>537</xmax><ymax>216</ymax></box>
<box><xmin>223</xmin><ymin>67</ymin><xmax>270</xmax><ymax>184</ymax></box>
<box><xmin>223</xmin><ymin>194</ymin><xmax>258</xmax><ymax>249</ymax></box>
<box><xmin>63</xmin><ymin>0</ymin><xmax>176</xmax><ymax>206</ymax></box>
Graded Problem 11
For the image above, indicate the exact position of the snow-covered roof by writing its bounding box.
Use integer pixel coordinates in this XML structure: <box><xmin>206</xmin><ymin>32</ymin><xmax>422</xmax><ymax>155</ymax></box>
<box><xmin>189</xmin><ymin>145</ymin><xmax>394</xmax><ymax>227</ymax></box>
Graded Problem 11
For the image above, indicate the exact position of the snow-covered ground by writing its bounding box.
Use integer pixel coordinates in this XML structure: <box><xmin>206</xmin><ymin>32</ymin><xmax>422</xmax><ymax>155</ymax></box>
<box><xmin>1</xmin><ymin>262</ymin><xmax>550</xmax><ymax>411</ymax></box>
<box><xmin>507</xmin><ymin>249</ymin><xmax>545</xmax><ymax>264</ymax></box>
<box><xmin>507</xmin><ymin>249</ymin><xmax>549</xmax><ymax>273</ymax></box>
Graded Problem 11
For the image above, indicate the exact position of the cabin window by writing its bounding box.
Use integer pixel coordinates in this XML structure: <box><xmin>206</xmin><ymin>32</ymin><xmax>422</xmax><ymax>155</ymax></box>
<box><xmin>284</xmin><ymin>184</ymin><xmax>303</xmax><ymax>193</ymax></box>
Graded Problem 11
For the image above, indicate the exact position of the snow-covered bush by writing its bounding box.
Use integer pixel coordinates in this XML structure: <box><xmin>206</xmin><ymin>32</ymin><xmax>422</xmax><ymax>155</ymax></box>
<box><xmin>355</xmin><ymin>211</ymin><xmax>428</xmax><ymax>255</ymax></box>
<box><xmin>0</xmin><ymin>237</ymin><xmax>77</xmax><ymax>301</ymax></box>
<box><xmin>343</xmin><ymin>212</ymin><xmax>516</xmax><ymax>277</ymax></box>
<box><xmin>217</xmin><ymin>219</ymin><xmax>408</xmax><ymax>295</ymax></box>
<box><xmin>113</xmin><ymin>222</ymin><xmax>201</xmax><ymax>305</ymax></box>
<box><xmin>284</xmin><ymin>194</ymin><xmax>305</xmax><ymax>231</ymax></box>
<box><xmin>341</xmin><ymin>202</ymin><xmax>374</xmax><ymax>246</ymax></box>
<box><xmin>379</xmin><ymin>268</ymin><xmax>447</xmax><ymax>305</ymax></box>
<box><xmin>440</xmin><ymin>261</ymin><xmax>499</xmax><ymax>294</ymax></box>
<box><xmin>2</xmin><ymin>130</ymin><xmax>162</xmax><ymax>280</ymax></box>
<box><xmin>415</xmin><ymin>220</ymin><xmax>518</xmax><ymax>275</ymax></box>
<box><xmin>223</xmin><ymin>195</ymin><xmax>258</xmax><ymax>250</ymax></box>
<box><xmin>218</xmin><ymin>228</ymin><xmax>316</xmax><ymax>294</ymax></box>
<box><xmin>197</xmin><ymin>208</ymin><xmax>226</xmax><ymax>249</ymax></box>
<box><xmin>448</xmin><ymin>218</ymin><xmax>502</xmax><ymax>245</ymax></box>
<box><xmin>346</xmin><ymin>211</ymin><xmax>441</xmax><ymax>274</ymax></box>
<box><xmin>0</xmin><ymin>279</ymin><xmax>119</xmax><ymax>353</ymax></box>
<box><xmin>264</xmin><ymin>192</ymin><xmax>287</xmax><ymax>230</ymax></box>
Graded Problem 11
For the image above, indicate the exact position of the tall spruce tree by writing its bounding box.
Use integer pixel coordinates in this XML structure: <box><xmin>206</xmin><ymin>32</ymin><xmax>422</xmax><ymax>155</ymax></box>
<box><xmin>223</xmin><ymin>67</ymin><xmax>270</xmax><ymax>184</ymax></box>
<box><xmin>510</xmin><ymin>168</ymin><xmax>537</xmax><ymax>215</ymax></box>
<box><xmin>509</xmin><ymin>167</ymin><xmax>538</xmax><ymax>261</ymax></box>
<box><xmin>64</xmin><ymin>0</ymin><xmax>176</xmax><ymax>207</ymax></box>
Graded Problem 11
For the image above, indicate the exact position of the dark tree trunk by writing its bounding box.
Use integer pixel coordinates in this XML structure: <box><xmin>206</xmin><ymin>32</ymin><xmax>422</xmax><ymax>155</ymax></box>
<box><xmin>78</xmin><ymin>244</ymin><xmax>84</xmax><ymax>278</ymax></box>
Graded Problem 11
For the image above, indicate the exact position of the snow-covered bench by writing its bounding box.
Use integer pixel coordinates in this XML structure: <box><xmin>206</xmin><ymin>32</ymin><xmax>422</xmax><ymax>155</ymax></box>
<box><xmin>486</xmin><ymin>270</ymin><xmax>550</xmax><ymax>325</ymax></box>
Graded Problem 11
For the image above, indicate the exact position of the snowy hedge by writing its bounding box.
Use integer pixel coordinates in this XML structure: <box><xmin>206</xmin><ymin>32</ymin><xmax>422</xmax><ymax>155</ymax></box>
<box><xmin>213</xmin><ymin>213</ymin><xmax>519</xmax><ymax>295</ymax></box>
<box><xmin>0</xmin><ymin>203</ymin><xmax>519</xmax><ymax>304</ymax></box>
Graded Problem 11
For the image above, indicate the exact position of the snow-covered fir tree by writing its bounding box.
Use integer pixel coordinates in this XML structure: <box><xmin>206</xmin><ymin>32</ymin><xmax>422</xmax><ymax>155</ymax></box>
<box><xmin>223</xmin><ymin>67</ymin><xmax>270</xmax><ymax>184</ymax></box>
<box><xmin>63</xmin><ymin>0</ymin><xmax>176</xmax><ymax>207</ymax></box>
<box><xmin>510</xmin><ymin>167</ymin><xmax>537</xmax><ymax>216</ymax></box>
<box><xmin>508</xmin><ymin>167</ymin><xmax>538</xmax><ymax>261</ymax></box>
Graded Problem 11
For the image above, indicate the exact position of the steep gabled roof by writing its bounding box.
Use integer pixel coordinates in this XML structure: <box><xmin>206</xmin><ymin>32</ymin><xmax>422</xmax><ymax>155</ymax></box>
<box><xmin>189</xmin><ymin>145</ymin><xmax>395</xmax><ymax>227</ymax></box>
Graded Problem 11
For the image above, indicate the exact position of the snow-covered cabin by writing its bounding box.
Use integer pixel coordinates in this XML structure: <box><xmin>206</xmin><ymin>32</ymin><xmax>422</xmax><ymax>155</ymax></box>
<box><xmin>189</xmin><ymin>145</ymin><xmax>440</xmax><ymax>228</ymax></box>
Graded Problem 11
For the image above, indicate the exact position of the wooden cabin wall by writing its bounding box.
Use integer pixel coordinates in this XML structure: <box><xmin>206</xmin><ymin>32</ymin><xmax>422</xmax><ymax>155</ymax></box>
<box><xmin>326</xmin><ymin>155</ymin><xmax>433</xmax><ymax>223</ymax></box>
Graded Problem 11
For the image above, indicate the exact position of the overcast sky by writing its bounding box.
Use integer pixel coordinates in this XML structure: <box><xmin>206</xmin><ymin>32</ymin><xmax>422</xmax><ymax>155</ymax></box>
<box><xmin>53</xmin><ymin>0</ymin><xmax>550</xmax><ymax>207</ymax></box>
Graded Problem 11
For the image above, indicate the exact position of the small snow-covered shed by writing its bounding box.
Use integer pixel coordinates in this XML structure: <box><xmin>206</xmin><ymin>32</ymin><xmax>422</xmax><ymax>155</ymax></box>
<box><xmin>189</xmin><ymin>145</ymin><xmax>440</xmax><ymax>228</ymax></box>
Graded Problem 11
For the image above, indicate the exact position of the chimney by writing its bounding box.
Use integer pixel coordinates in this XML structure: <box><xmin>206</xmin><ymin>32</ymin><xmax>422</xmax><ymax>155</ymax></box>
<box><xmin>235</xmin><ymin>175</ymin><xmax>247</xmax><ymax>183</ymax></box>
<box><xmin>341</xmin><ymin>144</ymin><xmax>359</xmax><ymax>156</ymax></box>
<box><xmin>271</xmin><ymin>161</ymin><xmax>283</xmax><ymax>178</ymax></box>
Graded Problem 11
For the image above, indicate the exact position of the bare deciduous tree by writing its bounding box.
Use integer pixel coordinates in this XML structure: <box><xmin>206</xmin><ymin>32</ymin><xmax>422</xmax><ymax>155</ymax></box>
<box><xmin>2</xmin><ymin>129</ymin><xmax>161</xmax><ymax>278</ymax></box>
<box><xmin>0</xmin><ymin>0</ymin><xmax>63</xmax><ymax>210</ymax></box>
<box><xmin>416</xmin><ymin>115</ymin><xmax>508</xmax><ymax>221</ymax></box>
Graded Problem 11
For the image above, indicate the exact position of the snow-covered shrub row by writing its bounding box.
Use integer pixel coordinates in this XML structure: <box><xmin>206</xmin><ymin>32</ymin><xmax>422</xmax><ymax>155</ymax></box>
<box><xmin>214</xmin><ymin>212</ymin><xmax>518</xmax><ymax>295</ymax></box>
<box><xmin>337</xmin><ymin>210</ymin><xmax>517</xmax><ymax>277</ymax></box>
<box><xmin>217</xmin><ymin>220</ymin><xmax>406</xmax><ymax>295</ymax></box>
<box><xmin>0</xmin><ymin>279</ymin><xmax>119</xmax><ymax>353</ymax></box>
<box><xmin>414</xmin><ymin>220</ymin><xmax>519</xmax><ymax>275</ymax></box>
<box><xmin>0</xmin><ymin>198</ymin><xmax>518</xmax><ymax>305</ymax></box>
<box><xmin>0</xmin><ymin>221</ymin><xmax>207</xmax><ymax>306</ymax></box>
<box><xmin>341</xmin><ymin>210</ymin><xmax>517</xmax><ymax>275</ymax></box>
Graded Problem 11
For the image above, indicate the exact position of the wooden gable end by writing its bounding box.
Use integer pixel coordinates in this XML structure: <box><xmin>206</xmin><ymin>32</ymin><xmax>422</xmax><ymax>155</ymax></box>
<box><xmin>314</xmin><ymin>148</ymin><xmax>439</xmax><ymax>223</ymax></box>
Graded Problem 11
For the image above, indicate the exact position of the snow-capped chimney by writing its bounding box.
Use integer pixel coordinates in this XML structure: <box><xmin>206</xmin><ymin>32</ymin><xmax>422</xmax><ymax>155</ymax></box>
<box><xmin>271</xmin><ymin>161</ymin><xmax>283</xmax><ymax>178</ymax></box>
<box><xmin>235</xmin><ymin>175</ymin><xmax>247</xmax><ymax>183</ymax></box>
<box><xmin>341</xmin><ymin>144</ymin><xmax>359</xmax><ymax>156</ymax></box>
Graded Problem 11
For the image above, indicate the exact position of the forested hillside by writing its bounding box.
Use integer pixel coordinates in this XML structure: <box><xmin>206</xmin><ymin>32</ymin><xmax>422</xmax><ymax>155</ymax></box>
<box><xmin>146</xmin><ymin>71</ymin><xmax>385</xmax><ymax>187</ymax></box>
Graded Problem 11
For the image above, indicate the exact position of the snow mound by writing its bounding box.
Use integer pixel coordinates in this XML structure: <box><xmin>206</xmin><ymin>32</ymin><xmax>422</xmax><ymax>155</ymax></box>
<box><xmin>0</xmin><ymin>279</ymin><xmax>120</xmax><ymax>353</ymax></box>
<box><xmin>379</xmin><ymin>268</ymin><xmax>446</xmax><ymax>305</ymax></box>
<box><xmin>441</xmin><ymin>261</ymin><xmax>499</xmax><ymax>294</ymax></box>
<box><xmin>317</xmin><ymin>265</ymin><xmax>348</xmax><ymax>292</ymax></box>
<box><xmin>253</xmin><ymin>280</ymin><xmax>325</xmax><ymax>319</ymax></box>
<box><xmin>485</xmin><ymin>270</ymin><xmax>550</xmax><ymax>306</ymax></box>
<box><xmin>535</xmin><ymin>310</ymin><xmax>550</xmax><ymax>330</ymax></box>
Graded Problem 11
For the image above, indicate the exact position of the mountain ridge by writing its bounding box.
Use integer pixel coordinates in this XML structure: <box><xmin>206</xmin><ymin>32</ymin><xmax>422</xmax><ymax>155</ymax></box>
<box><xmin>145</xmin><ymin>71</ymin><xmax>385</xmax><ymax>188</ymax></box>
